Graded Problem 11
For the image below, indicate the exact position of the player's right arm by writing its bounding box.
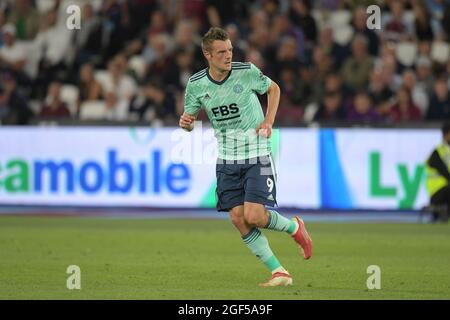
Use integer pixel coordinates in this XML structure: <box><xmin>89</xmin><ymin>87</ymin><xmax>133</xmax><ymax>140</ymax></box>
<box><xmin>179</xmin><ymin>112</ymin><xmax>196</xmax><ymax>132</ymax></box>
<box><xmin>180</xmin><ymin>80</ymin><xmax>201</xmax><ymax>132</ymax></box>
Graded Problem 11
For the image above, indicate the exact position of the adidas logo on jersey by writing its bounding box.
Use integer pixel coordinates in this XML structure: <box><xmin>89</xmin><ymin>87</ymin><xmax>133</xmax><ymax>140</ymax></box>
<box><xmin>267</xmin><ymin>194</ymin><xmax>274</xmax><ymax>201</ymax></box>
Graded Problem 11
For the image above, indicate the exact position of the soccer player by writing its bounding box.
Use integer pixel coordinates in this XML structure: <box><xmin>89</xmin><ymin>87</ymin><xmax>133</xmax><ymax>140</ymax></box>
<box><xmin>179</xmin><ymin>27</ymin><xmax>312</xmax><ymax>287</ymax></box>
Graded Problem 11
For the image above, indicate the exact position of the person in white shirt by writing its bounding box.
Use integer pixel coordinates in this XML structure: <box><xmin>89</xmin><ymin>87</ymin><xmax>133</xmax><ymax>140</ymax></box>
<box><xmin>101</xmin><ymin>55</ymin><xmax>137</xmax><ymax>103</ymax></box>
<box><xmin>0</xmin><ymin>24</ymin><xmax>27</xmax><ymax>74</ymax></box>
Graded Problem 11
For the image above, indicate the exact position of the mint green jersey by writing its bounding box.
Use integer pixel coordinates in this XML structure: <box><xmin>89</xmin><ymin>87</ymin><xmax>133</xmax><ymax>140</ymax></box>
<box><xmin>184</xmin><ymin>62</ymin><xmax>272</xmax><ymax>160</ymax></box>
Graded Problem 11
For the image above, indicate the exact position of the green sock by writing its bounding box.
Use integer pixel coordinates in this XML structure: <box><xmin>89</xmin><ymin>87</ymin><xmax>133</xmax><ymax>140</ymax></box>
<box><xmin>265</xmin><ymin>210</ymin><xmax>297</xmax><ymax>234</ymax></box>
<box><xmin>242</xmin><ymin>228</ymin><xmax>282</xmax><ymax>272</ymax></box>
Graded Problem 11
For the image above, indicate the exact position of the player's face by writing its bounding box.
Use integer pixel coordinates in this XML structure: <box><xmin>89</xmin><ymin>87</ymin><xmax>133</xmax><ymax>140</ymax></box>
<box><xmin>207</xmin><ymin>39</ymin><xmax>233</xmax><ymax>72</ymax></box>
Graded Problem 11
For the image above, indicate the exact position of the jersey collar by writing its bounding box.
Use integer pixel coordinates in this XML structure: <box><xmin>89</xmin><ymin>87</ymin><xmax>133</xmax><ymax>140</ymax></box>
<box><xmin>206</xmin><ymin>68</ymin><xmax>232</xmax><ymax>85</ymax></box>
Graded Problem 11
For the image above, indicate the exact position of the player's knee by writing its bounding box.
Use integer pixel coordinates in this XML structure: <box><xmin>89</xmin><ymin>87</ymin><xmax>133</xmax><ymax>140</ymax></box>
<box><xmin>244</xmin><ymin>209</ymin><xmax>263</xmax><ymax>226</ymax></box>
<box><xmin>229</xmin><ymin>210</ymin><xmax>246</xmax><ymax>228</ymax></box>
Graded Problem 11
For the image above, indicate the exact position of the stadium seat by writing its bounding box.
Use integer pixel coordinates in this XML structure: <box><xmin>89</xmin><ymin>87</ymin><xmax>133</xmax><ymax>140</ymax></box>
<box><xmin>28</xmin><ymin>100</ymin><xmax>43</xmax><ymax>116</ymax></box>
<box><xmin>329</xmin><ymin>10</ymin><xmax>352</xmax><ymax>28</ymax></box>
<box><xmin>128</xmin><ymin>56</ymin><xmax>148</xmax><ymax>81</ymax></box>
<box><xmin>36</xmin><ymin>0</ymin><xmax>56</xmax><ymax>13</ymax></box>
<box><xmin>311</xmin><ymin>10</ymin><xmax>325</xmax><ymax>30</ymax></box>
<box><xmin>431</xmin><ymin>41</ymin><xmax>450</xmax><ymax>64</ymax></box>
<box><xmin>60</xmin><ymin>85</ymin><xmax>80</xmax><ymax>117</ymax></box>
<box><xmin>94</xmin><ymin>70</ymin><xmax>110</xmax><ymax>89</ymax></box>
<box><xmin>333</xmin><ymin>25</ymin><xmax>354</xmax><ymax>46</ymax></box>
<box><xmin>396</xmin><ymin>42</ymin><xmax>418</xmax><ymax>67</ymax></box>
<box><xmin>79</xmin><ymin>100</ymin><xmax>107</xmax><ymax>120</ymax></box>
<box><xmin>91</xmin><ymin>0</ymin><xmax>103</xmax><ymax>11</ymax></box>
<box><xmin>303</xmin><ymin>102</ymin><xmax>319</xmax><ymax>123</ymax></box>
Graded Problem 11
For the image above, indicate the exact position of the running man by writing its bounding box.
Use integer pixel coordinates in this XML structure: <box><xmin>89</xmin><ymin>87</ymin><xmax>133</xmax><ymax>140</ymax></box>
<box><xmin>179</xmin><ymin>27</ymin><xmax>312</xmax><ymax>287</ymax></box>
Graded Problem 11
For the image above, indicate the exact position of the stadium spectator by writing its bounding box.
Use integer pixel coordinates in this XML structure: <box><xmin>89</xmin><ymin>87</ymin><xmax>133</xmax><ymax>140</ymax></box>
<box><xmin>401</xmin><ymin>69</ymin><xmax>429</xmax><ymax>116</ymax></box>
<box><xmin>173</xmin><ymin>18</ymin><xmax>201</xmax><ymax>51</ymax></box>
<box><xmin>129</xmin><ymin>79</ymin><xmax>176</xmax><ymax>123</ymax></box>
<box><xmin>312</xmin><ymin>0</ymin><xmax>340</xmax><ymax>11</ymax></box>
<box><xmin>98</xmin><ymin>0</ymin><xmax>132</xmax><ymax>62</ymax></box>
<box><xmin>378</xmin><ymin>48</ymin><xmax>402</xmax><ymax>91</ymax></box>
<box><xmin>313</xmin><ymin>90</ymin><xmax>346</xmax><ymax>122</ymax></box>
<box><xmin>319</xmin><ymin>72</ymin><xmax>353</xmax><ymax>108</ymax></box>
<box><xmin>101</xmin><ymin>55</ymin><xmax>137</xmax><ymax>103</ymax></box>
<box><xmin>0</xmin><ymin>72</ymin><xmax>32</xmax><ymax>125</ymax></box>
<box><xmin>173</xmin><ymin>19</ymin><xmax>204</xmax><ymax>70</ymax></box>
<box><xmin>288</xmin><ymin>0</ymin><xmax>318</xmax><ymax>45</ymax></box>
<box><xmin>0</xmin><ymin>24</ymin><xmax>27</xmax><ymax>75</ymax></box>
<box><xmin>377</xmin><ymin>100</ymin><xmax>395</xmax><ymax>123</ymax></box>
<box><xmin>442</xmin><ymin>1</ymin><xmax>450</xmax><ymax>40</ymax></box>
<box><xmin>340</xmin><ymin>0</ymin><xmax>375</xmax><ymax>10</ymax></box>
<box><xmin>147</xmin><ymin>9</ymin><xmax>169</xmax><ymax>36</ymax></box>
<box><xmin>292</xmin><ymin>65</ymin><xmax>315</xmax><ymax>107</ymax></box>
<box><xmin>368</xmin><ymin>68</ymin><xmax>394</xmax><ymax>111</ymax></box>
<box><xmin>347</xmin><ymin>91</ymin><xmax>380</xmax><ymax>123</ymax></box>
<box><xmin>135</xmin><ymin>31</ymin><xmax>173</xmax><ymax>79</ymax></box>
<box><xmin>72</xmin><ymin>3</ymin><xmax>103</xmax><ymax>68</ymax></box>
<box><xmin>247</xmin><ymin>11</ymin><xmax>272</xmax><ymax>59</ymax></box>
<box><xmin>278</xmin><ymin>67</ymin><xmax>303</xmax><ymax>108</ymax></box>
<box><xmin>351</xmin><ymin>6</ymin><xmax>380</xmax><ymax>56</ymax></box>
<box><xmin>77</xmin><ymin>63</ymin><xmax>102</xmax><ymax>106</ymax></box>
<box><xmin>412</xmin><ymin>0</ymin><xmax>441</xmax><ymax>42</ymax></box>
<box><xmin>39</xmin><ymin>81</ymin><xmax>71</xmax><ymax>119</ymax></box>
<box><xmin>123</xmin><ymin>10</ymin><xmax>171</xmax><ymax>69</ymax></box>
<box><xmin>0</xmin><ymin>9</ymin><xmax>6</xmax><ymax>47</ymax></box>
<box><xmin>341</xmin><ymin>35</ymin><xmax>374</xmax><ymax>92</ymax></box>
<box><xmin>225</xmin><ymin>24</ymin><xmax>246</xmax><ymax>62</ymax></box>
<box><xmin>260</xmin><ymin>0</ymin><xmax>284</xmax><ymax>21</ymax></box>
<box><xmin>125</xmin><ymin>0</ymin><xmax>158</xmax><ymax>38</ymax></box>
<box><xmin>415</xmin><ymin>55</ymin><xmax>435</xmax><ymax>94</ymax></box>
<box><xmin>0</xmin><ymin>1</ymin><xmax>449</xmax><ymax>126</ymax></box>
<box><xmin>382</xmin><ymin>0</ymin><xmax>414</xmax><ymax>42</ymax></box>
<box><xmin>206</xmin><ymin>0</ymin><xmax>249</xmax><ymax>28</ymax></box>
<box><xmin>311</xmin><ymin>46</ymin><xmax>334</xmax><ymax>86</ymax></box>
<box><xmin>426</xmin><ymin>76</ymin><xmax>450</xmax><ymax>120</ymax></box>
<box><xmin>32</xmin><ymin>8</ymin><xmax>72</xmax><ymax>97</ymax></box>
<box><xmin>6</xmin><ymin>0</ymin><xmax>40</xmax><ymax>41</ymax></box>
<box><xmin>425</xmin><ymin>0</ymin><xmax>448</xmax><ymax>21</ymax></box>
<box><xmin>163</xmin><ymin>48</ymin><xmax>195</xmax><ymax>91</ymax></box>
<box><xmin>272</xmin><ymin>35</ymin><xmax>303</xmax><ymax>80</ymax></box>
<box><xmin>417</xmin><ymin>39</ymin><xmax>433</xmax><ymax>57</ymax></box>
<box><xmin>389</xmin><ymin>86</ymin><xmax>422</xmax><ymax>122</ymax></box>
<box><xmin>173</xmin><ymin>0</ymin><xmax>208</xmax><ymax>29</ymax></box>
<box><xmin>104</xmin><ymin>91</ymin><xmax>129</xmax><ymax>121</ymax></box>
<box><xmin>317</xmin><ymin>25</ymin><xmax>348</xmax><ymax>70</ymax></box>
<box><xmin>425</xmin><ymin>121</ymin><xmax>450</xmax><ymax>222</ymax></box>
<box><xmin>145</xmin><ymin>33</ymin><xmax>174</xmax><ymax>78</ymax></box>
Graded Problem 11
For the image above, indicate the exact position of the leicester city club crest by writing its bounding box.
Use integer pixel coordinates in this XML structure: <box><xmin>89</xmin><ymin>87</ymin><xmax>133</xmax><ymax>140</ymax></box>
<box><xmin>233</xmin><ymin>84</ymin><xmax>243</xmax><ymax>94</ymax></box>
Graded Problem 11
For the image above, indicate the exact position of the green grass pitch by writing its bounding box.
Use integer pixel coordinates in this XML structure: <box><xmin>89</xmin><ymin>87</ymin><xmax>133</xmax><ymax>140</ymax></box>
<box><xmin>0</xmin><ymin>216</ymin><xmax>449</xmax><ymax>300</ymax></box>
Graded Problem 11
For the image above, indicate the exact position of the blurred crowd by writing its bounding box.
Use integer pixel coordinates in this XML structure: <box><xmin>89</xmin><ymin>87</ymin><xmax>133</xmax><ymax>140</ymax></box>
<box><xmin>0</xmin><ymin>0</ymin><xmax>450</xmax><ymax>126</ymax></box>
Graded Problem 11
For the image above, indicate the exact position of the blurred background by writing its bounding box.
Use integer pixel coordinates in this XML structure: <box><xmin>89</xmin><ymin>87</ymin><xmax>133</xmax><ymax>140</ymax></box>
<box><xmin>0</xmin><ymin>0</ymin><xmax>449</xmax><ymax>218</ymax></box>
<box><xmin>0</xmin><ymin>0</ymin><xmax>449</xmax><ymax>125</ymax></box>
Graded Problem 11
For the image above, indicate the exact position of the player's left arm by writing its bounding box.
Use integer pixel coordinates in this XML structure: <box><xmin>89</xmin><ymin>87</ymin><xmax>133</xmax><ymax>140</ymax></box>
<box><xmin>256</xmin><ymin>81</ymin><xmax>280</xmax><ymax>138</ymax></box>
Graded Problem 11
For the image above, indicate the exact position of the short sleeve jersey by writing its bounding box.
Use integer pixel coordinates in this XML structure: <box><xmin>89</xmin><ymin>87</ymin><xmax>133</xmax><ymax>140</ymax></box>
<box><xmin>184</xmin><ymin>62</ymin><xmax>272</xmax><ymax>160</ymax></box>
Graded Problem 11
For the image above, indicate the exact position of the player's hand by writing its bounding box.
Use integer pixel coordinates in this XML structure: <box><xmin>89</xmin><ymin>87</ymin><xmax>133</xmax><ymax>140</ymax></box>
<box><xmin>256</xmin><ymin>120</ymin><xmax>273</xmax><ymax>138</ymax></box>
<box><xmin>179</xmin><ymin>113</ymin><xmax>196</xmax><ymax>131</ymax></box>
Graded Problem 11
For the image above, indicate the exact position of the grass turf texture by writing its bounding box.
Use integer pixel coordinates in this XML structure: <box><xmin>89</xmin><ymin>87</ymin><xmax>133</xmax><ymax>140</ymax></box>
<box><xmin>0</xmin><ymin>217</ymin><xmax>449</xmax><ymax>300</ymax></box>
